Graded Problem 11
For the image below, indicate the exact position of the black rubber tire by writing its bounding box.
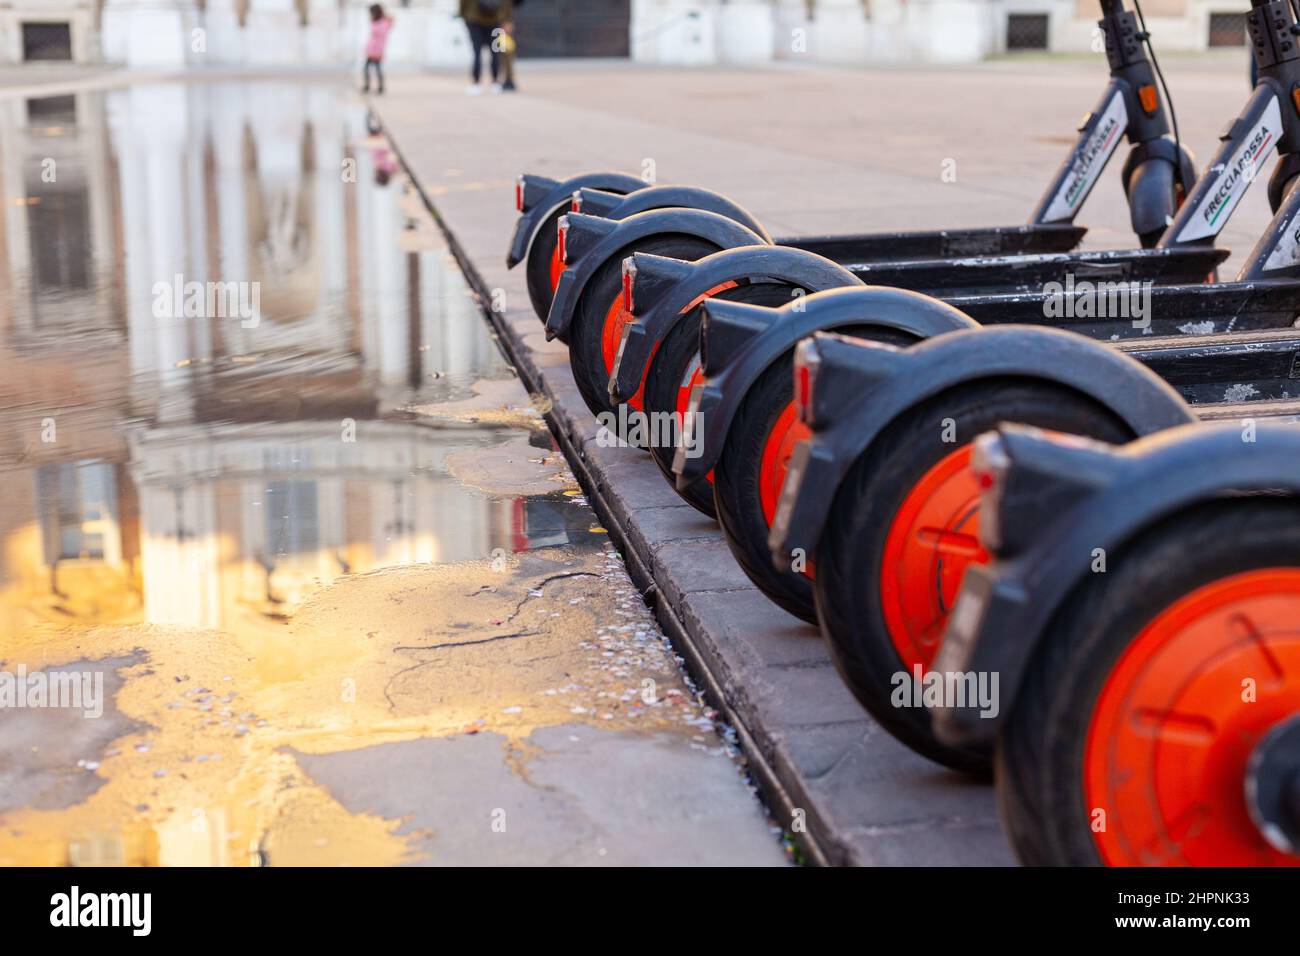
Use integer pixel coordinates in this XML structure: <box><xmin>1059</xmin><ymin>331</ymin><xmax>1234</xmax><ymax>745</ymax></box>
<box><xmin>814</xmin><ymin>379</ymin><xmax>1133</xmax><ymax>774</ymax></box>
<box><xmin>567</xmin><ymin>234</ymin><xmax>719</xmax><ymax>422</ymax></box>
<box><xmin>996</xmin><ymin>499</ymin><xmax>1300</xmax><ymax>866</ymax></box>
<box><xmin>524</xmin><ymin>205</ymin><xmax>566</xmax><ymax>322</ymax></box>
<box><xmin>712</xmin><ymin>325</ymin><xmax>916</xmax><ymax>623</ymax></box>
<box><xmin>642</xmin><ymin>282</ymin><xmax>798</xmax><ymax>518</ymax></box>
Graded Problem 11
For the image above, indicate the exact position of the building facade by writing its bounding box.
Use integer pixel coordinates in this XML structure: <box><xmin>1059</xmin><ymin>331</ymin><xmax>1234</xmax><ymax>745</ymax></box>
<box><xmin>0</xmin><ymin>0</ymin><xmax>1253</xmax><ymax>68</ymax></box>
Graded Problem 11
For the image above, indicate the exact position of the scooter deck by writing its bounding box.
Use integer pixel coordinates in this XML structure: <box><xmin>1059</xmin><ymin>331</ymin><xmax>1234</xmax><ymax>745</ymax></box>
<box><xmin>777</xmin><ymin>223</ymin><xmax>1087</xmax><ymax>263</ymax></box>
<box><xmin>1119</xmin><ymin>327</ymin><xmax>1300</xmax><ymax>405</ymax></box>
<box><xmin>843</xmin><ymin>245</ymin><xmax>1228</xmax><ymax>297</ymax></box>
<box><xmin>948</xmin><ymin>276</ymin><xmax>1299</xmax><ymax>337</ymax></box>
<box><xmin>1197</xmin><ymin>396</ymin><xmax>1300</xmax><ymax>420</ymax></box>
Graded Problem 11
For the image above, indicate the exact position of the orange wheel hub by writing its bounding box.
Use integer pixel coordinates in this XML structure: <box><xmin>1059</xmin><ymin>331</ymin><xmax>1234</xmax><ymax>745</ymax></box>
<box><xmin>1084</xmin><ymin>568</ymin><xmax>1300</xmax><ymax>866</ymax></box>
<box><xmin>879</xmin><ymin>444</ymin><xmax>988</xmax><ymax>673</ymax></box>
<box><xmin>758</xmin><ymin>400</ymin><xmax>811</xmax><ymax>528</ymax></box>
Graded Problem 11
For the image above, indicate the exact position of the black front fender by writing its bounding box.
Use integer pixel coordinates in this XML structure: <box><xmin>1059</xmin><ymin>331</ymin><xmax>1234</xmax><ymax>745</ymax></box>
<box><xmin>506</xmin><ymin>171</ymin><xmax>646</xmax><ymax>269</ymax></box>
<box><xmin>673</xmin><ymin>287</ymin><xmax>977</xmax><ymax>485</ymax></box>
<box><xmin>544</xmin><ymin>209</ymin><xmax>767</xmax><ymax>343</ymax></box>
<box><xmin>608</xmin><ymin>246</ymin><xmax>862</xmax><ymax>403</ymax></box>
<box><xmin>603</xmin><ymin>186</ymin><xmax>772</xmax><ymax>242</ymax></box>
<box><xmin>767</xmin><ymin>324</ymin><xmax>1197</xmax><ymax>569</ymax></box>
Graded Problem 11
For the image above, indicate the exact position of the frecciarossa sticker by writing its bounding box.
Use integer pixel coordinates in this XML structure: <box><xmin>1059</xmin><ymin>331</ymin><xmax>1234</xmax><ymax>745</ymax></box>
<box><xmin>1176</xmin><ymin>96</ymin><xmax>1281</xmax><ymax>243</ymax></box>
<box><xmin>1042</xmin><ymin>90</ymin><xmax>1127</xmax><ymax>222</ymax></box>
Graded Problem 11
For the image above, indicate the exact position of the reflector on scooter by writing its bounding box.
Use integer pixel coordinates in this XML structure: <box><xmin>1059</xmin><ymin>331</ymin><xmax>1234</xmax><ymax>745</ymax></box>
<box><xmin>515</xmin><ymin>175</ymin><xmax>524</xmax><ymax>212</ymax></box>
<box><xmin>1138</xmin><ymin>83</ymin><xmax>1157</xmax><ymax>114</ymax></box>
<box><xmin>621</xmin><ymin>258</ymin><xmax>637</xmax><ymax>313</ymax></box>
<box><xmin>557</xmin><ymin>215</ymin><xmax>570</xmax><ymax>265</ymax></box>
<box><xmin>793</xmin><ymin>338</ymin><xmax>821</xmax><ymax>425</ymax></box>
<box><xmin>971</xmin><ymin>432</ymin><xmax>1011</xmax><ymax>552</ymax></box>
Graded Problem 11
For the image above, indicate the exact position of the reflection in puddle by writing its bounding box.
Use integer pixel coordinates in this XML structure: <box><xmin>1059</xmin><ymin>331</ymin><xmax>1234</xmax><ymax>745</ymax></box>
<box><xmin>0</xmin><ymin>80</ymin><xmax>660</xmax><ymax>867</ymax></box>
<box><xmin>0</xmin><ymin>79</ymin><xmax>593</xmax><ymax>639</ymax></box>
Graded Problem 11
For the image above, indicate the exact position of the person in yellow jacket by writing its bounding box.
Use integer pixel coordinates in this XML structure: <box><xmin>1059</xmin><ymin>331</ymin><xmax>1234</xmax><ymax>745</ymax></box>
<box><xmin>498</xmin><ymin>15</ymin><xmax>519</xmax><ymax>93</ymax></box>
<box><xmin>460</xmin><ymin>0</ymin><xmax>514</xmax><ymax>94</ymax></box>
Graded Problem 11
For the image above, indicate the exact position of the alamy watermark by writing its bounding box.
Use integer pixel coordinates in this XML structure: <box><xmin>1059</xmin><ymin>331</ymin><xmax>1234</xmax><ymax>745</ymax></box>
<box><xmin>0</xmin><ymin>664</ymin><xmax>103</xmax><ymax>718</ymax></box>
<box><xmin>595</xmin><ymin>407</ymin><xmax>702</xmax><ymax>458</ymax></box>
<box><xmin>50</xmin><ymin>886</ymin><xmax>150</xmax><ymax>936</ymax></box>
<box><xmin>1042</xmin><ymin>274</ymin><xmax>1153</xmax><ymax>330</ymax></box>
<box><xmin>152</xmin><ymin>274</ymin><xmax>261</xmax><ymax>328</ymax></box>
<box><xmin>890</xmin><ymin>664</ymin><xmax>999</xmax><ymax>719</ymax></box>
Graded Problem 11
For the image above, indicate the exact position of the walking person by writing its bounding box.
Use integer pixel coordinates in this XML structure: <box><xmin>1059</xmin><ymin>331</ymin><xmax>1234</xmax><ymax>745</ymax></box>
<box><xmin>460</xmin><ymin>0</ymin><xmax>513</xmax><ymax>95</ymax></box>
<box><xmin>362</xmin><ymin>4</ymin><xmax>393</xmax><ymax>95</ymax></box>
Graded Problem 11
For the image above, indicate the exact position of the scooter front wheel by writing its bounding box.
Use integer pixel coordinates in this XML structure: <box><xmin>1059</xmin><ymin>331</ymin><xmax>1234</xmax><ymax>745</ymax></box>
<box><xmin>814</xmin><ymin>379</ymin><xmax>1132</xmax><ymax>773</ymax></box>
<box><xmin>997</xmin><ymin>500</ymin><xmax>1300</xmax><ymax>866</ymax></box>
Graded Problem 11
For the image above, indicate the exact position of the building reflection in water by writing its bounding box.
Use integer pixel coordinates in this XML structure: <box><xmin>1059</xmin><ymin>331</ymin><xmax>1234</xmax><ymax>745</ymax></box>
<box><xmin>0</xmin><ymin>80</ymin><xmax>585</xmax><ymax>641</ymax></box>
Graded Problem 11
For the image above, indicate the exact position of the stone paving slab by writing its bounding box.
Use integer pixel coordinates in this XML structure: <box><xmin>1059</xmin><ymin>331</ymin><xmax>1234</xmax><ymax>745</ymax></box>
<box><xmin>370</xmin><ymin>58</ymin><xmax>1276</xmax><ymax>864</ymax></box>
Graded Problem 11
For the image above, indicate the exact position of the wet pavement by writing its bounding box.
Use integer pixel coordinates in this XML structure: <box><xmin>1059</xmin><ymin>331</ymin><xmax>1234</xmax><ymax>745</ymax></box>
<box><xmin>0</xmin><ymin>79</ymin><xmax>787</xmax><ymax>866</ymax></box>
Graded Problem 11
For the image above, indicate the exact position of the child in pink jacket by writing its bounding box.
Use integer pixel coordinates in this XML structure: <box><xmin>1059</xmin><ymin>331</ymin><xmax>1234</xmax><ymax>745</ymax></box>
<box><xmin>363</xmin><ymin>5</ymin><xmax>393</xmax><ymax>95</ymax></box>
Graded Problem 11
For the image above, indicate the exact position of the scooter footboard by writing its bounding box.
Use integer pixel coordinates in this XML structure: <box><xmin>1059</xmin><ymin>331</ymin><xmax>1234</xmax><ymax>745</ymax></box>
<box><xmin>1121</xmin><ymin>327</ymin><xmax>1300</xmax><ymax>403</ymax></box>
<box><xmin>776</xmin><ymin>223</ymin><xmax>1087</xmax><ymax>263</ymax></box>
<box><xmin>844</xmin><ymin>245</ymin><xmax>1227</xmax><ymax>297</ymax></box>
<box><xmin>949</xmin><ymin>276</ymin><xmax>1300</xmax><ymax>337</ymax></box>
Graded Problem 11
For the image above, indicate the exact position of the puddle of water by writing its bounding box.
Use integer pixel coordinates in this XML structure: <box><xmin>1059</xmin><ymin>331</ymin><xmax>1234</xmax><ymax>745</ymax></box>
<box><xmin>0</xmin><ymin>79</ymin><xmax>596</xmax><ymax>639</ymax></box>
<box><xmin>0</xmin><ymin>79</ymin><xmax>732</xmax><ymax>867</ymax></box>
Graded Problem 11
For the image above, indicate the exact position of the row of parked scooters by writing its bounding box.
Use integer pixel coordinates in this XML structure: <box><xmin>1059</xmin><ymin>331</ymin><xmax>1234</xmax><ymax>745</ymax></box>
<box><xmin>506</xmin><ymin>0</ymin><xmax>1300</xmax><ymax>865</ymax></box>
